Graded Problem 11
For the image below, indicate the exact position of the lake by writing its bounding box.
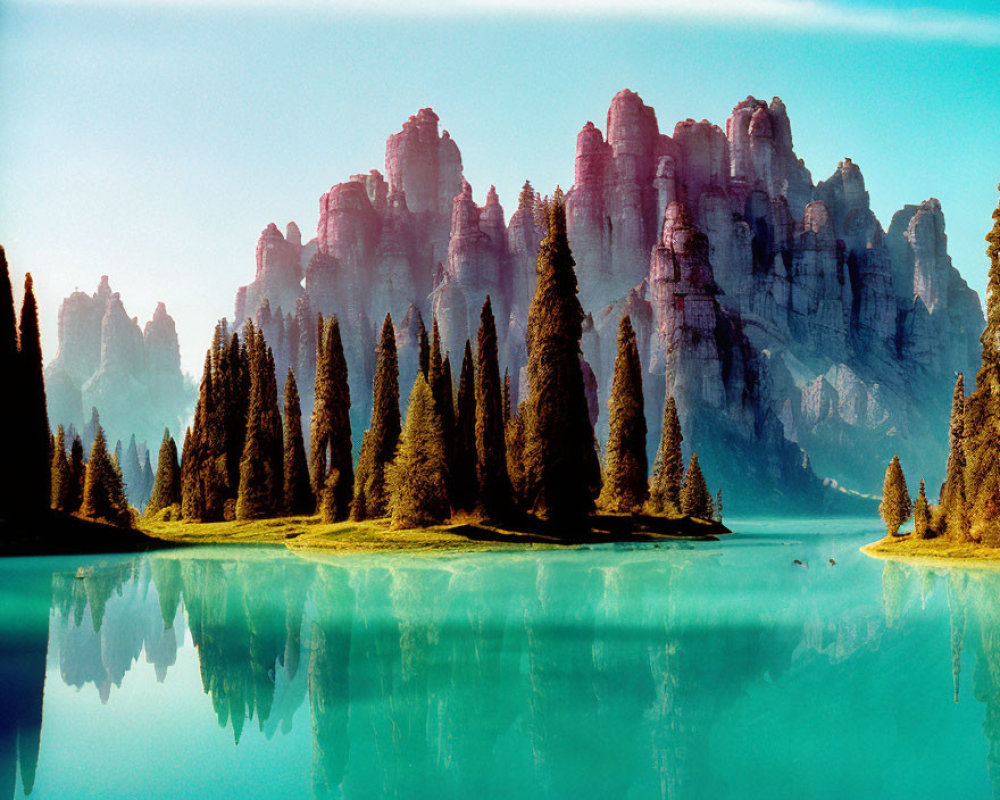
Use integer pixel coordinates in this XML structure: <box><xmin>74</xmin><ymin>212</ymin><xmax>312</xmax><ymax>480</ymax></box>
<box><xmin>1</xmin><ymin>518</ymin><xmax>996</xmax><ymax>799</ymax></box>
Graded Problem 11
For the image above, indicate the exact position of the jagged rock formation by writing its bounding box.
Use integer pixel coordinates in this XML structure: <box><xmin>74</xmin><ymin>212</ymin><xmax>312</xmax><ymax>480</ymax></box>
<box><xmin>234</xmin><ymin>92</ymin><xmax>982</xmax><ymax>512</ymax></box>
<box><xmin>46</xmin><ymin>277</ymin><xmax>195</xmax><ymax>451</ymax></box>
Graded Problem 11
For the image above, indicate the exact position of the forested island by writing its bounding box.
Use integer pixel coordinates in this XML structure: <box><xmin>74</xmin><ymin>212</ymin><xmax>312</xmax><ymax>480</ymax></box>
<box><xmin>0</xmin><ymin>196</ymin><xmax>726</xmax><ymax>555</ymax></box>
<box><xmin>865</xmin><ymin>186</ymin><xmax>1000</xmax><ymax>564</ymax></box>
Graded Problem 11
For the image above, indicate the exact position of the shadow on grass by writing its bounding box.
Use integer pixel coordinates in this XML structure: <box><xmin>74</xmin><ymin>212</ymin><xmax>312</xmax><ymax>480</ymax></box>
<box><xmin>0</xmin><ymin>510</ymin><xmax>177</xmax><ymax>557</ymax></box>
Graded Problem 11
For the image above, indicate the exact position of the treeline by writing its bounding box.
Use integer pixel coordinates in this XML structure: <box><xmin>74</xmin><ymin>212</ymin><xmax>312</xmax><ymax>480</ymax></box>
<box><xmin>155</xmin><ymin>193</ymin><xmax>719</xmax><ymax>533</ymax></box>
<box><xmin>879</xmin><ymin>185</ymin><xmax>1000</xmax><ymax>543</ymax></box>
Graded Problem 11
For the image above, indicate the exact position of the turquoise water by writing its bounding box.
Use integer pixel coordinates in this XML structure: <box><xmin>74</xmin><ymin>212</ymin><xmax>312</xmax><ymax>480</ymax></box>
<box><xmin>1</xmin><ymin>518</ymin><xmax>997</xmax><ymax>799</ymax></box>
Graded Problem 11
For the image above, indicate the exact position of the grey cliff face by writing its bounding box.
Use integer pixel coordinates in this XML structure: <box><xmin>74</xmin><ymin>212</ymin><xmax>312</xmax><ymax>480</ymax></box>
<box><xmin>232</xmin><ymin>93</ymin><xmax>983</xmax><ymax>513</ymax></box>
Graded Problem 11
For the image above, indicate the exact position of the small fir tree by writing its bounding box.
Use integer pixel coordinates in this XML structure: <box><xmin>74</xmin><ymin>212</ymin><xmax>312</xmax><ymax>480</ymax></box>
<box><xmin>50</xmin><ymin>425</ymin><xmax>71</xmax><ymax>512</ymax></box>
<box><xmin>939</xmin><ymin>373</ymin><xmax>968</xmax><ymax>539</ymax></box>
<box><xmin>146</xmin><ymin>429</ymin><xmax>181</xmax><ymax>517</ymax></box>
<box><xmin>68</xmin><ymin>435</ymin><xmax>85</xmax><ymax>513</ymax></box>
<box><xmin>597</xmin><ymin>315</ymin><xmax>648</xmax><ymax>513</ymax></box>
<box><xmin>387</xmin><ymin>375</ymin><xmax>450</xmax><ymax>528</ymax></box>
<box><xmin>283</xmin><ymin>370</ymin><xmax>315</xmax><ymax>515</ymax></box>
<box><xmin>680</xmin><ymin>453</ymin><xmax>713</xmax><ymax>519</ymax></box>
<box><xmin>913</xmin><ymin>479</ymin><xmax>932</xmax><ymax>539</ymax></box>
<box><xmin>82</xmin><ymin>426</ymin><xmax>131</xmax><ymax>527</ymax></box>
<box><xmin>648</xmin><ymin>395</ymin><xmax>685</xmax><ymax>515</ymax></box>
<box><xmin>310</xmin><ymin>317</ymin><xmax>353</xmax><ymax>521</ymax></box>
<box><xmin>879</xmin><ymin>455</ymin><xmax>912</xmax><ymax>537</ymax></box>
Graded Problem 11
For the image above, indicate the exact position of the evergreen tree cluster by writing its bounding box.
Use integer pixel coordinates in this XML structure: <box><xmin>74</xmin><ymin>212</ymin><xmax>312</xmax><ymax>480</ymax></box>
<box><xmin>1</xmin><ymin>249</ymin><xmax>50</xmax><ymax>519</ymax></box>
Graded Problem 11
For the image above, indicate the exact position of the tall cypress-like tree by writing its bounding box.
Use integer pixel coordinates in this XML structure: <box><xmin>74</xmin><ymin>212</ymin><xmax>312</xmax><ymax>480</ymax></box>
<box><xmin>283</xmin><ymin>369</ymin><xmax>314</xmax><ymax>515</ymax></box>
<box><xmin>82</xmin><ymin>426</ymin><xmax>130</xmax><ymax>527</ymax></box>
<box><xmin>0</xmin><ymin>248</ymin><xmax>19</xmax><ymax>520</ymax></box>
<box><xmin>880</xmin><ymin>455</ymin><xmax>912</xmax><ymax>537</ymax></box>
<box><xmin>236</xmin><ymin>326</ymin><xmax>283</xmax><ymax>519</ymax></box>
<box><xmin>964</xmin><ymin>185</ymin><xmax>1000</xmax><ymax>543</ymax></box>
<box><xmin>680</xmin><ymin>453</ymin><xmax>713</xmax><ymax>519</ymax></box>
<box><xmin>940</xmin><ymin>373</ymin><xmax>968</xmax><ymax>539</ymax></box>
<box><xmin>429</xmin><ymin>317</ymin><xmax>455</xmax><ymax>452</ymax></box>
<box><xmin>452</xmin><ymin>340</ymin><xmax>478</xmax><ymax>511</ymax></box>
<box><xmin>649</xmin><ymin>395</ymin><xmax>685</xmax><ymax>515</ymax></box>
<box><xmin>598</xmin><ymin>315</ymin><xmax>648</xmax><ymax>513</ymax></box>
<box><xmin>68</xmin><ymin>435</ymin><xmax>85</xmax><ymax>513</ymax></box>
<box><xmin>387</xmin><ymin>375</ymin><xmax>449</xmax><ymax>528</ymax></box>
<box><xmin>475</xmin><ymin>297</ymin><xmax>512</xmax><ymax>518</ymax></box>
<box><xmin>147</xmin><ymin>429</ymin><xmax>181</xmax><ymax>517</ymax></box>
<box><xmin>523</xmin><ymin>190</ymin><xmax>600</xmax><ymax>524</ymax></box>
<box><xmin>51</xmin><ymin>425</ymin><xmax>71</xmax><ymax>512</ymax></box>
<box><xmin>181</xmin><ymin>350</ymin><xmax>213</xmax><ymax>520</ymax></box>
<box><xmin>506</xmin><ymin>405</ymin><xmax>528</xmax><ymax>509</ymax></box>
<box><xmin>310</xmin><ymin>317</ymin><xmax>353</xmax><ymax>521</ymax></box>
<box><xmin>18</xmin><ymin>274</ymin><xmax>50</xmax><ymax>514</ymax></box>
<box><xmin>418</xmin><ymin>315</ymin><xmax>430</xmax><ymax>379</ymax></box>
<box><xmin>352</xmin><ymin>314</ymin><xmax>401</xmax><ymax>520</ymax></box>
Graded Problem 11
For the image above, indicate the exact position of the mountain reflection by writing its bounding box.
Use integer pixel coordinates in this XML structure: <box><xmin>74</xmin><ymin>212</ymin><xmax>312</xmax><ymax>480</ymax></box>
<box><xmin>11</xmin><ymin>545</ymin><xmax>1000</xmax><ymax>798</ymax></box>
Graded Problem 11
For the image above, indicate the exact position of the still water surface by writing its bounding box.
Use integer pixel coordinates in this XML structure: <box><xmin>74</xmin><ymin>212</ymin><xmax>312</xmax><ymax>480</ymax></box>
<box><xmin>1</xmin><ymin>519</ymin><xmax>996</xmax><ymax>799</ymax></box>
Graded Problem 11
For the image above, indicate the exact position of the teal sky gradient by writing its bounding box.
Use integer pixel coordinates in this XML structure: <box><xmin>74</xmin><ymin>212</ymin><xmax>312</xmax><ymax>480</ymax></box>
<box><xmin>1</xmin><ymin>0</ymin><xmax>998</xmax><ymax>376</ymax></box>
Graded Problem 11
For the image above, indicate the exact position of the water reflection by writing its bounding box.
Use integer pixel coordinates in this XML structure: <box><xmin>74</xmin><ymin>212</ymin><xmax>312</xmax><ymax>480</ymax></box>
<box><xmin>8</xmin><ymin>540</ymin><xmax>1000</xmax><ymax>798</ymax></box>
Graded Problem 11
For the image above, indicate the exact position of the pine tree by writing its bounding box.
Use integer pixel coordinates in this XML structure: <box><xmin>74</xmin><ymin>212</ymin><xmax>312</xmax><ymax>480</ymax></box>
<box><xmin>68</xmin><ymin>435</ymin><xmax>85</xmax><ymax>513</ymax></box>
<box><xmin>418</xmin><ymin>316</ymin><xmax>430</xmax><ymax>379</ymax></box>
<box><xmin>50</xmin><ymin>425</ymin><xmax>71</xmax><ymax>512</ymax></box>
<box><xmin>351</xmin><ymin>314</ymin><xmax>401</xmax><ymax>520</ymax></box>
<box><xmin>648</xmin><ymin>395</ymin><xmax>685</xmax><ymax>515</ymax></box>
<box><xmin>598</xmin><ymin>315</ymin><xmax>648</xmax><ymax>513</ymax></box>
<box><xmin>283</xmin><ymin>369</ymin><xmax>314</xmax><ymax>515</ymax></box>
<box><xmin>147</xmin><ymin>429</ymin><xmax>181</xmax><ymax>517</ymax></box>
<box><xmin>18</xmin><ymin>274</ymin><xmax>50</xmax><ymax>514</ymax></box>
<box><xmin>914</xmin><ymin>479</ymin><xmax>932</xmax><ymax>539</ymax></box>
<box><xmin>880</xmin><ymin>455</ymin><xmax>912</xmax><ymax>537</ymax></box>
<box><xmin>523</xmin><ymin>189</ymin><xmax>600</xmax><ymax>524</ymax></box>
<box><xmin>475</xmin><ymin>297</ymin><xmax>512</xmax><ymax>518</ymax></box>
<box><xmin>310</xmin><ymin>317</ymin><xmax>353</xmax><ymax>522</ymax></box>
<box><xmin>429</xmin><ymin>317</ymin><xmax>456</xmax><ymax>478</ymax></box>
<box><xmin>680</xmin><ymin>453</ymin><xmax>713</xmax><ymax>519</ymax></box>
<box><xmin>940</xmin><ymin>373</ymin><xmax>968</xmax><ymax>539</ymax></box>
<box><xmin>387</xmin><ymin>375</ymin><xmax>449</xmax><ymax>528</ymax></box>
<box><xmin>0</xmin><ymin>247</ymin><xmax>18</xmax><ymax>520</ymax></box>
<box><xmin>82</xmin><ymin>426</ymin><xmax>131</xmax><ymax>527</ymax></box>
<box><xmin>506</xmin><ymin>405</ymin><xmax>528</xmax><ymax>509</ymax></box>
<box><xmin>181</xmin><ymin>350</ymin><xmax>213</xmax><ymax>520</ymax></box>
<box><xmin>502</xmin><ymin>369</ymin><xmax>511</xmax><ymax>422</ymax></box>
<box><xmin>452</xmin><ymin>340</ymin><xmax>478</xmax><ymax>510</ymax></box>
<box><xmin>140</xmin><ymin>449</ymin><xmax>154</xmax><ymax>510</ymax></box>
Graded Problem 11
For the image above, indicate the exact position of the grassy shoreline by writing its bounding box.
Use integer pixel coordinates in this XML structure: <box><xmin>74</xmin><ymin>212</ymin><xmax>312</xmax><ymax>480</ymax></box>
<box><xmin>140</xmin><ymin>512</ymin><xmax>730</xmax><ymax>553</ymax></box>
<box><xmin>861</xmin><ymin>535</ymin><xmax>1000</xmax><ymax>569</ymax></box>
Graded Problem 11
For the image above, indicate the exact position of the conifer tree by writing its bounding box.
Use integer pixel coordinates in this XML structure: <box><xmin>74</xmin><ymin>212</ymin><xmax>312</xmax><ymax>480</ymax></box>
<box><xmin>147</xmin><ymin>429</ymin><xmax>181</xmax><ymax>517</ymax></box>
<box><xmin>50</xmin><ymin>425</ymin><xmax>71</xmax><ymax>512</ymax></box>
<box><xmin>140</xmin><ymin>449</ymin><xmax>154</xmax><ymax>509</ymax></box>
<box><xmin>418</xmin><ymin>315</ymin><xmax>430</xmax><ymax>379</ymax></box>
<box><xmin>310</xmin><ymin>317</ymin><xmax>353</xmax><ymax>521</ymax></box>
<box><xmin>648</xmin><ymin>395</ymin><xmax>685</xmax><ymax>515</ymax></box>
<box><xmin>452</xmin><ymin>340</ymin><xmax>478</xmax><ymax>510</ymax></box>
<box><xmin>680</xmin><ymin>453</ymin><xmax>713</xmax><ymax>519</ymax></box>
<box><xmin>180</xmin><ymin>425</ymin><xmax>201</xmax><ymax>520</ymax></box>
<box><xmin>0</xmin><ymin>247</ymin><xmax>17</xmax><ymax>520</ymax></box>
<box><xmin>68</xmin><ymin>435</ymin><xmax>85</xmax><ymax>513</ymax></box>
<box><xmin>236</xmin><ymin>326</ymin><xmax>284</xmax><ymax>519</ymax></box>
<box><xmin>283</xmin><ymin>369</ymin><xmax>314</xmax><ymax>515</ymax></box>
<box><xmin>475</xmin><ymin>297</ymin><xmax>512</xmax><ymax>518</ymax></box>
<box><xmin>963</xmin><ymin>185</ymin><xmax>1000</xmax><ymax>543</ymax></box>
<box><xmin>351</xmin><ymin>314</ymin><xmax>401</xmax><ymax>520</ymax></box>
<box><xmin>429</xmin><ymin>316</ymin><xmax>455</xmax><ymax>459</ymax></box>
<box><xmin>18</xmin><ymin>274</ymin><xmax>50</xmax><ymax>514</ymax></box>
<box><xmin>940</xmin><ymin>373</ymin><xmax>967</xmax><ymax>539</ymax></box>
<box><xmin>506</xmin><ymin>405</ymin><xmax>528</xmax><ymax>509</ymax></box>
<box><xmin>387</xmin><ymin>375</ymin><xmax>449</xmax><ymax>528</ymax></box>
<box><xmin>181</xmin><ymin>351</ymin><xmax>213</xmax><ymax>520</ymax></box>
<box><xmin>502</xmin><ymin>369</ymin><xmax>511</xmax><ymax>422</ymax></box>
<box><xmin>598</xmin><ymin>315</ymin><xmax>648</xmax><ymax>513</ymax></box>
<box><xmin>914</xmin><ymin>479</ymin><xmax>932</xmax><ymax>539</ymax></box>
<box><xmin>880</xmin><ymin>455</ymin><xmax>912</xmax><ymax>537</ymax></box>
<box><xmin>523</xmin><ymin>190</ymin><xmax>600</xmax><ymax>524</ymax></box>
<box><xmin>82</xmin><ymin>426</ymin><xmax>130</xmax><ymax>527</ymax></box>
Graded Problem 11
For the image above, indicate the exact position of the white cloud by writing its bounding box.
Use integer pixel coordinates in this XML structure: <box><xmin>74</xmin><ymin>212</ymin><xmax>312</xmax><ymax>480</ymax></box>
<box><xmin>21</xmin><ymin>0</ymin><xmax>1000</xmax><ymax>46</ymax></box>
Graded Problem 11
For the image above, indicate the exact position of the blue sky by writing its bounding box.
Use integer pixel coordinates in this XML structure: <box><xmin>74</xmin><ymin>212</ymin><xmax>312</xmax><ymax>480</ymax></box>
<box><xmin>1</xmin><ymin>0</ymin><xmax>998</xmax><ymax>376</ymax></box>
